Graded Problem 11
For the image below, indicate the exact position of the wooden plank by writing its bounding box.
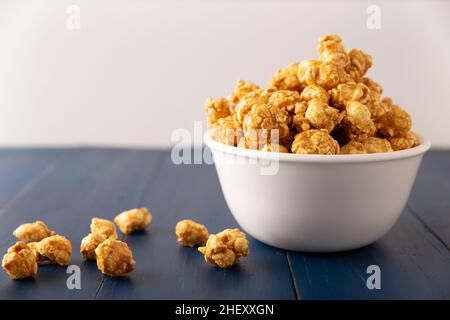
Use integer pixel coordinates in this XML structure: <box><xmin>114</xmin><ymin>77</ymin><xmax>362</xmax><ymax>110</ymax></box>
<box><xmin>0</xmin><ymin>149</ymin><xmax>66</xmax><ymax>209</ymax></box>
<box><xmin>288</xmin><ymin>209</ymin><xmax>450</xmax><ymax>299</ymax></box>
<box><xmin>408</xmin><ymin>150</ymin><xmax>450</xmax><ymax>248</ymax></box>
<box><xmin>0</xmin><ymin>149</ymin><xmax>164</xmax><ymax>299</ymax></box>
<box><xmin>96</xmin><ymin>152</ymin><xmax>296</xmax><ymax>300</ymax></box>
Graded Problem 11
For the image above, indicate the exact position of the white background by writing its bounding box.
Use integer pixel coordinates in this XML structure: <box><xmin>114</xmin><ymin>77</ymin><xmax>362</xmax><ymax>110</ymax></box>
<box><xmin>0</xmin><ymin>0</ymin><xmax>448</xmax><ymax>148</ymax></box>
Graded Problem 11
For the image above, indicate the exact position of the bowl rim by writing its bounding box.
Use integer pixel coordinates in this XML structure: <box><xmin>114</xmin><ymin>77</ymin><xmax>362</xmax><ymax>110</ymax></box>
<box><xmin>204</xmin><ymin>132</ymin><xmax>431</xmax><ymax>163</ymax></box>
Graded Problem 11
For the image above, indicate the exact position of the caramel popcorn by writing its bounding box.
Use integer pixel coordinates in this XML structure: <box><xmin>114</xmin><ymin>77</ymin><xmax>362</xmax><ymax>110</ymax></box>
<box><xmin>175</xmin><ymin>219</ymin><xmax>209</xmax><ymax>247</ymax></box>
<box><xmin>80</xmin><ymin>233</ymin><xmax>107</xmax><ymax>260</ymax></box>
<box><xmin>114</xmin><ymin>208</ymin><xmax>152</xmax><ymax>235</ymax></box>
<box><xmin>36</xmin><ymin>235</ymin><xmax>72</xmax><ymax>266</ymax></box>
<box><xmin>198</xmin><ymin>228</ymin><xmax>249</xmax><ymax>269</ymax></box>
<box><xmin>13</xmin><ymin>220</ymin><xmax>54</xmax><ymax>243</ymax></box>
<box><xmin>205</xmin><ymin>34</ymin><xmax>420</xmax><ymax>154</ymax></box>
<box><xmin>228</xmin><ymin>80</ymin><xmax>261</xmax><ymax>106</ymax></box>
<box><xmin>2</xmin><ymin>241</ymin><xmax>38</xmax><ymax>279</ymax></box>
<box><xmin>95</xmin><ymin>239</ymin><xmax>135</xmax><ymax>277</ymax></box>
<box><xmin>27</xmin><ymin>242</ymin><xmax>47</xmax><ymax>262</ymax></box>
<box><xmin>90</xmin><ymin>218</ymin><xmax>118</xmax><ymax>240</ymax></box>
<box><xmin>268</xmin><ymin>63</ymin><xmax>303</xmax><ymax>92</ymax></box>
<box><xmin>291</xmin><ymin>129</ymin><xmax>340</xmax><ymax>155</ymax></box>
<box><xmin>361</xmin><ymin>137</ymin><xmax>393</xmax><ymax>153</ymax></box>
<box><xmin>305</xmin><ymin>98</ymin><xmax>343</xmax><ymax>132</ymax></box>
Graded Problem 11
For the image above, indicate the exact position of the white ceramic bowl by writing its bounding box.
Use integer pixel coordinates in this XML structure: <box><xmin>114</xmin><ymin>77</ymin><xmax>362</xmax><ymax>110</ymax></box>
<box><xmin>204</xmin><ymin>133</ymin><xmax>431</xmax><ymax>252</ymax></box>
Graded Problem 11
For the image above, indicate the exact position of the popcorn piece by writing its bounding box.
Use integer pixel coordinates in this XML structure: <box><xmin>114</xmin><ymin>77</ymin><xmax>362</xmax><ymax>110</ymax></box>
<box><xmin>210</xmin><ymin>115</ymin><xmax>243</xmax><ymax>146</ymax></box>
<box><xmin>361</xmin><ymin>137</ymin><xmax>393</xmax><ymax>153</ymax></box>
<box><xmin>2</xmin><ymin>241</ymin><xmax>37</xmax><ymax>279</ymax></box>
<box><xmin>205</xmin><ymin>97</ymin><xmax>231</xmax><ymax>128</ymax></box>
<box><xmin>13</xmin><ymin>220</ymin><xmax>54</xmax><ymax>243</ymax></box>
<box><xmin>27</xmin><ymin>242</ymin><xmax>47</xmax><ymax>262</ymax></box>
<box><xmin>80</xmin><ymin>233</ymin><xmax>107</xmax><ymax>260</ymax></box>
<box><xmin>37</xmin><ymin>235</ymin><xmax>72</xmax><ymax>266</ymax></box>
<box><xmin>292</xmin><ymin>102</ymin><xmax>311</xmax><ymax>132</ymax></box>
<box><xmin>340</xmin><ymin>141</ymin><xmax>367</xmax><ymax>154</ymax></box>
<box><xmin>317</xmin><ymin>34</ymin><xmax>349</xmax><ymax>67</ymax></box>
<box><xmin>291</xmin><ymin>129</ymin><xmax>340</xmax><ymax>155</ymax></box>
<box><xmin>114</xmin><ymin>208</ymin><xmax>153</xmax><ymax>235</ymax></box>
<box><xmin>305</xmin><ymin>98</ymin><xmax>343</xmax><ymax>132</ymax></box>
<box><xmin>376</xmin><ymin>103</ymin><xmax>412</xmax><ymax>138</ymax></box>
<box><xmin>243</xmin><ymin>104</ymin><xmax>290</xmax><ymax>144</ymax></box>
<box><xmin>228</xmin><ymin>80</ymin><xmax>260</xmax><ymax>106</ymax></box>
<box><xmin>261</xmin><ymin>143</ymin><xmax>289</xmax><ymax>153</ymax></box>
<box><xmin>297</xmin><ymin>60</ymin><xmax>322</xmax><ymax>88</ymax></box>
<box><xmin>360</xmin><ymin>77</ymin><xmax>386</xmax><ymax>119</ymax></box>
<box><xmin>95</xmin><ymin>239</ymin><xmax>135</xmax><ymax>277</ymax></box>
<box><xmin>268</xmin><ymin>63</ymin><xmax>303</xmax><ymax>92</ymax></box>
<box><xmin>302</xmin><ymin>61</ymin><xmax>351</xmax><ymax>90</ymax></box>
<box><xmin>198</xmin><ymin>228</ymin><xmax>249</xmax><ymax>269</ymax></box>
<box><xmin>175</xmin><ymin>219</ymin><xmax>209</xmax><ymax>247</ymax></box>
<box><xmin>389</xmin><ymin>131</ymin><xmax>419</xmax><ymax>151</ymax></box>
<box><xmin>340</xmin><ymin>101</ymin><xmax>376</xmax><ymax>142</ymax></box>
<box><xmin>90</xmin><ymin>218</ymin><xmax>118</xmax><ymax>240</ymax></box>
<box><xmin>329</xmin><ymin>82</ymin><xmax>370</xmax><ymax>110</ymax></box>
<box><xmin>237</xmin><ymin>137</ymin><xmax>260</xmax><ymax>150</ymax></box>
<box><xmin>346</xmin><ymin>49</ymin><xmax>373</xmax><ymax>80</ymax></box>
<box><xmin>300</xmin><ymin>84</ymin><xmax>329</xmax><ymax>104</ymax></box>
<box><xmin>268</xmin><ymin>90</ymin><xmax>302</xmax><ymax>113</ymax></box>
<box><xmin>235</xmin><ymin>90</ymin><xmax>271</xmax><ymax>123</ymax></box>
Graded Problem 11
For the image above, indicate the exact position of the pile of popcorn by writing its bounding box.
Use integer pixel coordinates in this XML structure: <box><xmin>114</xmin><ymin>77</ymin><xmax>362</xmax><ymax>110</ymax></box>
<box><xmin>205</xmin><ymin>34</ymin><xmax>418</xmax><ymax>154</ymax></box>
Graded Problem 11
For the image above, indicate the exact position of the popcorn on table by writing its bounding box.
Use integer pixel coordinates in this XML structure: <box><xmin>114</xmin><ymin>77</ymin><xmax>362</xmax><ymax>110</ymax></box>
<box><xmin>205</xmin><ymin>34</ymin><xmax>418</xmax><ymax>154</ymax></box>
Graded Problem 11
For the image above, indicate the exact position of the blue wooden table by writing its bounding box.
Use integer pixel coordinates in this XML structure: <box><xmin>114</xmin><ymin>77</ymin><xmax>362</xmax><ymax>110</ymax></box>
<box><xmin>0</xmin><ymin>148</ymin><xmax>449</xmax><ymax>300</ymax></box>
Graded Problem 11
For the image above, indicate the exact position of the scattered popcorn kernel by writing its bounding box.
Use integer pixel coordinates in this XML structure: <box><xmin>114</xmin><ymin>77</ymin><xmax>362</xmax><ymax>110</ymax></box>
<box><xmin>235</xmin><ymin>90</ymin><xmax>271</xmax><ymax>124</ymax></box>
<box><xmin>340</xmin><ymin>141</ymin><xmax>367</xmax><ymax>154</ymax></box>
<box><xmin>80</xmin><ymin>233</ymin><xmax>107</xmax><ymax>260</ymax></box>
<box><xmin>198</xmin><ymin>228</ymin><xmax>249</xmax><ymax>269</ymax></box>
<box><xmin>268</xmin><ymin>63</ymin><xmax>303</xmax><ymax>92</ymax></box>
<box><xmin>175</xmin><ymin>219</ymin><xmax>209</xmax><ymax>247</ymax></box>
<box><xmin>2</xmin><ymin>241</ymin><xmax>37</xmax><ymax>279</ymax></box>
<box><xmin>291</xmin><ymin>129</ymin><xmax>340</xmax><ymax>155</ymax></box>
<box><xmin>261</xmin><ymin>143</ymin><xmax>289</xmax><ymax>153</ymax></box>
<box><xmin>329</xmin><ymin>82</ymin><xmax>370</xmax><ymax>110</ymax></box>
<box><xmin>243</xmin><ymin>104</ymin><xmax>290</xmax><ymax>143</ymax></box>
<box><xmin>90</xmin><ymin>218</ymin><xmax>118</xmax><ymax>240</ymax></box>
<box><xmin>95</xmin><ymin>239</ymin><xmax>135</xmax><ymax>277</ymax></box>
<box><xmin>13</xmin><ymin>220</ymin><xmax>54</xmax><ymax>243</ymax></box>
<box><xmin>341</xmin><ymin>101</ymin><xmax>376</xmax><ymax>142</ymax></box>
<box><xmin>361</xmin><ymin>137</ymin><xmax>393</xmax><ymax>153</ymax></box>
<box><xmin>228</xmin><ymin>80</ymin><xmax>261</xmax><ymax>106</ymax></box>
<box><xmin>376</xmin><ymin>104</ymin><xmax>412</xmax><ymax>138</ymax></box>
<box><xmin>205</xmin><ymin>97</ymin><xmax>231</xmax><ymax>128</ymax></box>
<box><xmin>210</xmin><ymin>115</ymin><xmax>243</xmax><ymax>146</ymax></box>
<box><xmin>114</xmin><ymin>208</ymin><xmax>152</xmax><ymax>235</ymax></box>
<box><xmin>27</xmin><ymin>242</ymin><xmax>47</xmax><ymax>262</ymax></box>
<box><xmin>37</xmin><ymin>235</ymin><xmax>72</xmax><ymax>266</ymax></box>
<box><xmin>389</xmin><ymin>131</ymin><xmax>419</xmax><ymax>151</ymax></box>
<box><xmin>346</xmin><ymin>49</ymin><xmax>373</xmax><ymax>80</ymax></box>
<box><xmin>317</xmin><ymin>34</ymin><xmax>349</xmax><ymax>67</ymax></box>
<box><xmin>305</xmin><ymin>98</ymin><xmax>343</xmax><ymax>132</ymax></box>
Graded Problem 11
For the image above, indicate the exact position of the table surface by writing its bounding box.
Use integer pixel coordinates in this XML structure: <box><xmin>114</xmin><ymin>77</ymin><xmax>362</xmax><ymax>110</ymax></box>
<box><xmin>0</xmin><ymin>148</ymin><xmax>449</xmax><ymax>300</ymax></box>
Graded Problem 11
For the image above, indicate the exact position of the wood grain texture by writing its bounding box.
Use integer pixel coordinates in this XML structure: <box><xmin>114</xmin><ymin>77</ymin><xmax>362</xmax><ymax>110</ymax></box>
<box><xmin>0</xmin><ymin>149</ymin><xmax>66</xmax><ymax>209</ymax></box>
<box><xmin>95</xmin><ymin>152</ymin><xmax>296</xmax><ymax>300</ymax></box>
<box><xmin>0</xmin><ymin>149</ymin><xmax>164</xmax><ymax>299</ymax></box>
<box><xmin>408</xmin><ymin>150</ymin><xmax>450</xmax><ymax>249</ymax></box>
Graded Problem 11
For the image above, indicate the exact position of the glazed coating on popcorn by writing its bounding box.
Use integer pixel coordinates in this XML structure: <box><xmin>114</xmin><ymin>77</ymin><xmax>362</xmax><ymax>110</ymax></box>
<box><xmin>210</xmin><ymin>115</ymin><xmax>243</xmax><ymax>146</ymax></box>
<box><xmin>175</xmin><ymin>219</ymin><xmax>209</xmax><ymax>248</ymax></box>
<box><xmin>361</xmin><ymin>137</ymin><xmax>393</xmax><ymax>153</ymax></box>
<box><xmin>205</xmin><ymin>34</ymin><xmax>419</xmax><ymax>154</ymax></box>
<box><xmin>90</xmin><ymin>218</ymin><xmax>118</xmax><ymax>240</ymax></box>
<box><xmin>261</xmin><ymin>143</ymin><xmax>289</xmax><ymax>153</ymax></box>
<box><xmin>205</xmin><ymin>97</ymin><xmax>231</xmax><ymax>127</ymax></box>
<box><xmin>198</xmin><ymin>228</ymin><xmax>249</xmax><ymax>269</ymax></box>
<box><xmin>291</xmin><ymin>129</ymin><xmax>340</xmax><ymax>155</ymax></box>
<box><xmin>228</xmin><ymin>80</ymin><xmax>261</xmax><ymax>106</ymax></box>
<box><xmin>2</xmin><ymin>242</ymin><xmax>38</xmax><ymax>279</ymax></box>
<box><xmin>13</xmin><ymin>220</ymin><xmax>54</xmax><ymax>243</ymax></box>
<box><xmin>95</xmin><ymin>239</ymin><xmax>135</xmax><ymax>277</ymax></box>
<box><xmin>80</xmin><ymin>233</ymin><xmax>107</xmax><ymax>260</ymax></box>
<box><xmin>243</xmin><ymin>104</ymin><xmax>290</xmax><ymax>143</ymax></box>
<box><xmin>114</xmin><ymin>208</ymin><xmax>152</xmax><ymax>235</ymax></box>
<box><xmin>37</xmin><ymin>235</ymin><xmax>72</xmax><ymax>266</ymax></box>
<box><xmin>27</xmin><ymin>242</ymin><xmax>47</xmax><ymax>262</ymax></box>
